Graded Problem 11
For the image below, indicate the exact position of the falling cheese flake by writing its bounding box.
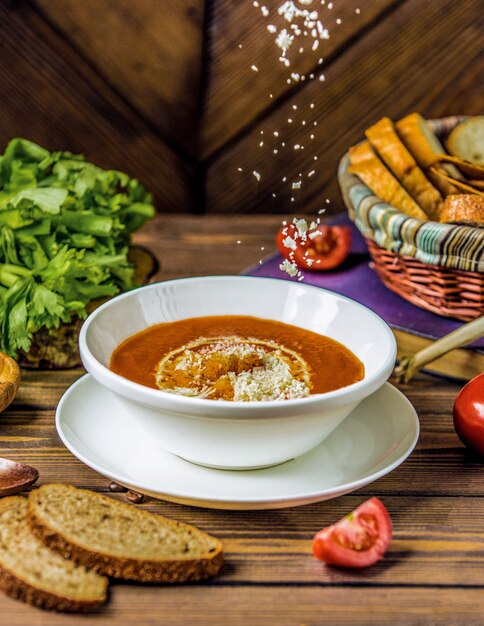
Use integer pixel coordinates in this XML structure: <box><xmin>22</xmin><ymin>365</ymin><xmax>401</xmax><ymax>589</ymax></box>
<box><xmin>280</xmin><ymin>259</ymin><xmax>299</xmax><ymax>277</ymax></box>
<box><xmin>283</xmin><ymin>236</ymin><xmax>297</xmax><ymax>250</ymax></box>
<box><xmin>253</xmin><ymin>1</ymin><xmax>331</xmax><ymax>68</ymax></box>
<box><xmin>240</xmin><ymin>0</ymin><xmax>336</xmax><ymax>243</ymax></box>
<box><xmin>276</xmin><ymin>29</ymin><xmax>295</xmax><ymax>54</ymax></box>
<box><xmin>293</xmin><ymin>218</ymin><xmax>308</xmax><ymax>237</ymax></box>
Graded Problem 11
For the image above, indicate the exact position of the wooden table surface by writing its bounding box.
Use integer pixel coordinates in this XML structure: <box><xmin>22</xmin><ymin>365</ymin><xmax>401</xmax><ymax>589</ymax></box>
<box><xmin>1</xmin><ymin>214</ymin><xmax>483</xmax><ymax>625</ymax></box>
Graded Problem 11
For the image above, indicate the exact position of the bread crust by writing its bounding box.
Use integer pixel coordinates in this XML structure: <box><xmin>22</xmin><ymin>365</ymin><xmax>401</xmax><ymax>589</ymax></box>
<box><xmin>28</xmin><ymin>486</ymin><xmax>224</xmax><ymax>584</ymax></box>
<box><xmin>429</xmin><ymin>167</ymin><xmax>484</xmax><ymax>198</ymax></box>
<box><xmin>365</xmin><ymin>117</ymin><xmax>443</xmax><ymax>220</ymax></box>
<box><xmin>348</xmin><ymin>141</ymin><xmax>427</xmax><ymax>220</ymax></box>
<box><xmin>395</xmin><ymin>112</ymin><xmax>462</xmax><ymax>196</ymax></box>
<box><xmin>439</xmin><ymin>195</ymin><xmax>484</xmax><ymax>226</ymax></box>
<box><xmin>0</xmin><ymin>496</ymin><xmax>107</xmax><ymax>613</ymax></box>
<box><xmin>0</xmin><ymin>563</ymin><xmax>106</xmax><ymax>613</ymax></box>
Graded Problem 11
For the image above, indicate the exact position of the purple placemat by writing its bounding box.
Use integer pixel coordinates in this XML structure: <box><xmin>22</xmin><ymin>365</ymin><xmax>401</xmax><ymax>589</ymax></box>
<box><xmin>244</xmin><ymin>215</ymin><xmax>484</xmax><ymax>350</ymax></box>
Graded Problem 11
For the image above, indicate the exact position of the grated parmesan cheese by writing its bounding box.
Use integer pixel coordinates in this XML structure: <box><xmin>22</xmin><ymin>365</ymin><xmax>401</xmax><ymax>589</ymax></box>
<box><xmin>232</xmin><ymin>354</ymin><xmax>309</xmax><ymax>401</ymax></box>
<box><xmin>156</xmin><ymin>336</ymin><xmax>310</xmax><ymax>402</ymax></box>
<box><xmin>283</xmin><ymin>235</ymin><xmax>297</xmax><ymax>250</ymax></box>
<box><xmin>279</xmin><ymin>259</ymin><xmax>298</xmax><ymax>277</ymax></box>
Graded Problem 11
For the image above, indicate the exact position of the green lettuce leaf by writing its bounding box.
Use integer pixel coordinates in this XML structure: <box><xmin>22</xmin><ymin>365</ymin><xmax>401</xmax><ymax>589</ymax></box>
<box><xmin>0</xmin><ymin>138</ymin><xmax>156</xmax><ymax>358</ymax></box>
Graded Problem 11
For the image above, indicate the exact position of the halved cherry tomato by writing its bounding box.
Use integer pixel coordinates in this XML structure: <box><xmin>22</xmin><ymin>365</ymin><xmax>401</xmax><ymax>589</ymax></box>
<box><xmin>277</xmin><ymin>223</ymin><xmax>351</xmax><ymax>271</ymax></box>
<box><xmin>312</xmin><ymin>497</ymin><xmax>392</xmax><ymax>568</ymax></box>
<box><xmin>453</xmin><ymin>373</ymin><xmax>484</xmax><ymax>456</ymax></box>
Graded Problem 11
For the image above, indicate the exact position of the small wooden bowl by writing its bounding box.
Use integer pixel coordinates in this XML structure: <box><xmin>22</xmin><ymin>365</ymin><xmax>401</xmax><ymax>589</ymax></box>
<box><xmin>0</xmin><ymin>352</ymin><xmax>20</xmax><ymax>413</ymax></box>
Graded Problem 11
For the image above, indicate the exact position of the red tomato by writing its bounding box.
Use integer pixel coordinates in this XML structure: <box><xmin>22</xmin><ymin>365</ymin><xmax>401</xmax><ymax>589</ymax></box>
<box><xmin>453</xmin><ymin>373</ymin><xmax>484</xmax><ymax>456</ymax></box>
<box><xmin>312</xmin><ymin>497</ymin><xmax>392</xmax><ymax>568</ymax></box>
<box><xmin>277</xmin><ymin>223</ymin><xmax>351</xmax><ymax>271</ymax></box>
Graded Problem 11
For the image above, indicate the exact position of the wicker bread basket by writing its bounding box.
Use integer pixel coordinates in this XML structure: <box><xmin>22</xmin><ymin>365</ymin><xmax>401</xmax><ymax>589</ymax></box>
<box><xmin>338</xmin><ymin>117</ymin><xmax>484</xmax><ymax>322</ymax></box>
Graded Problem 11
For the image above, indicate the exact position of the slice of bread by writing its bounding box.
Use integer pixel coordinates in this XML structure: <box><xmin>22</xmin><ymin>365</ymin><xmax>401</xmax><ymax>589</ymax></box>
<box><xmin>446</xmin><ymin>116</ymin><xmax>484</xmax><ymax>164</ymax></box>
<box><xmin>0</xmin><ymin>496</ymin><xmax>108</xmax><ymax>612</ymax></box>
<box><xmin>395</xmin><ymin>112</ymin><xmax>462</xmax><ymax>196</ymax></box>
<box><xmin>348</xmin><ymin>141</ymin><xmax>427</xmax><ymax>219</ymax></box>
<box><xmin>439</xmin><ymin>194</ymin><xmax>484</xmax><ymax>227</ymax></box>
<box><xmin>365</xmin><ymin>117</ymin><xmax>443</xmax><ymax>220</ymax></box>
<box><xmin>28</xmin><ymin>484</ymin><xmax>224</xmax><ymax>583</ymax></box>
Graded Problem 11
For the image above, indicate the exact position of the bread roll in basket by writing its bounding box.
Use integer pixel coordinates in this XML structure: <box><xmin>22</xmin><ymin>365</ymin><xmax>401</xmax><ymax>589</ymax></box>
<box><xmin>338</xmin><ymin>116</ymin><xmax>483</xmax><ymax>322</ymax></box>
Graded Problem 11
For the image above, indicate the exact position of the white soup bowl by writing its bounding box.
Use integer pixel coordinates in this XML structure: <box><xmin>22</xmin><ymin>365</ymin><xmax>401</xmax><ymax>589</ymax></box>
<box><xmin>79</xmin><ymin>276</ymin><xmax>396</xmax><ymax>469</ymax></box>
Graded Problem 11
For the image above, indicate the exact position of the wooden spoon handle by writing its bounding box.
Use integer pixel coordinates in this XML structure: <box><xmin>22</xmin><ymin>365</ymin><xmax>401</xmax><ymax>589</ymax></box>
<box><xmin>394</xmin><ymin>316</ymin><xmax>484</xmax><ymax>383</ymax></box>
<box><xmin>0</xmin><ymin>352</ymin><xmax>20</xmax><ymax>413</ymax></box>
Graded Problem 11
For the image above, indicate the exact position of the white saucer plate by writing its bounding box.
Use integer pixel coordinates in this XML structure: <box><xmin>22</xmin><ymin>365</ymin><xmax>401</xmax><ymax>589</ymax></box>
<box><xmin>56</xmin><ymin>375</ymin><xmax>419</xmax><ymax>510</ymax></box>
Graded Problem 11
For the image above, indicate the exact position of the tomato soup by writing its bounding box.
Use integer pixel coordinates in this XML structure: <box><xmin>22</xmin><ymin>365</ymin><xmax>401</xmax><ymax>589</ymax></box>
<box><xmin>110</xmin><ymin>316</ymin><xmax>364</xmax><ymax>401</ymax></box>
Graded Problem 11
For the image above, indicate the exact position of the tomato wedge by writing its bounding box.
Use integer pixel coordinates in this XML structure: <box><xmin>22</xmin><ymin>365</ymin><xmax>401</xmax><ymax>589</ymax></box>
<box><xmin>312</xmin><ymin>497</ymin><xmax>392</xmax><ymax>568</ymax></box>
<box><xmin>453</xmin><ymin>373</ymin><xmax>484</xmax><ymax>456</ymax></box>
<box><xmin>277</xmin><ymin>223</ymin><xmax>351</xmax><ymax>271</ymax></box>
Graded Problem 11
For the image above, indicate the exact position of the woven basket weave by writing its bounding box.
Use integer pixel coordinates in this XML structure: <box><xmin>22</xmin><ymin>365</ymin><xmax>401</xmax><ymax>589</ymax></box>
<box><xmin>338</xmin><ymin>117</ymin><xmax>484</xmax><ymax>322</ymax></box>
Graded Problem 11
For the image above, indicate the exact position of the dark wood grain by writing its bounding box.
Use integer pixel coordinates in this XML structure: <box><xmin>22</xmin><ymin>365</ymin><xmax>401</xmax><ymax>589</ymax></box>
<box><xmin>34</xmin><ymin>0</ymin><xmax>205</xmax><ymax>156</ymax></box>
<box><xmin>0</xmin><ymin>2</ymin><xmax>481</xmax><ymax>215</ymax></box>
<box><xmin>0</xmin><ymin>214</ymin><xmax>482</xmax><ymax>624</ymax></box>
<box><xmin>201</xmin><ymin>0</ymin><xmax>399</xmax><ymax>157</ymax></box>
<box><xmin>205</xmin><ymin>0</ymin><xmax>483</xmax><ymax>214</ymax></box>
<box><xmin>0</xmin><ymin>1</ymin><xmax>193</xmax><ymax>212</ymax></box>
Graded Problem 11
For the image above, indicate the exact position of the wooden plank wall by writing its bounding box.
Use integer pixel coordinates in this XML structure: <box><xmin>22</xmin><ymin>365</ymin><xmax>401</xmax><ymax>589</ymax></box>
<box><xmin>0</xmin><ymin>0</ymin><xmax>481</xmax><ymax>214</ymax></box>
